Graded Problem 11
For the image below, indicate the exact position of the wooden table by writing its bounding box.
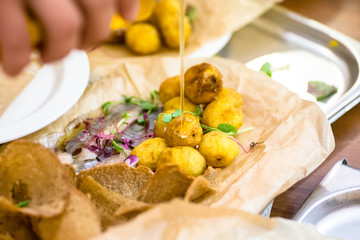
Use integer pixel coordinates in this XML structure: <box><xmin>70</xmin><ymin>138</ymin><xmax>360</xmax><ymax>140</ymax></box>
<box><xmin>270</xmin><ymin>0</ymin><xmax>360</xmax><ymax>218</ymax></box>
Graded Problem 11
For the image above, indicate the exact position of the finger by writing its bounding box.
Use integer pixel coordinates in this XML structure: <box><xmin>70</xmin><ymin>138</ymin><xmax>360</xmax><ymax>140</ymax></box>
<box><xmin>77</xmin><ymin>0</ymin><xmax>115</xmax><ymax>48</ymax></box>
<box><xmin>27</xmin><ymin>0</ymin><xmax>84</xmax><ymax>62</ymax></box>
<box><xmin>116</xmin><ymin>0</ymin><xmax>140</xmax><ymax>21</ymax></box>
<box><xmin>0</xmin><ymin>0</ymin><xmax>31</xmax><ymax>75</ymax></box>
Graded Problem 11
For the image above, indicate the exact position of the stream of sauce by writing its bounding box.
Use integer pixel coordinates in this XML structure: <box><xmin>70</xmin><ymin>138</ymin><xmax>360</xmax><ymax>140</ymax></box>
<box><xmin>179</xmin><ymin>0</ymin><xmax>186</xmax><ymax>134</ymax></box>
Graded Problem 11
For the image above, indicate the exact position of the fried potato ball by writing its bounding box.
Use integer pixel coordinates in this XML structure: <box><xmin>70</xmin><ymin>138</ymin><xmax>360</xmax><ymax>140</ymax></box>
<box><xmin>201</xmin><ymin>99</ymin><xmax>243</xmax><ymax>129</ymax></box>
<box><xmin>130</xmin><ymin>138</ymin><xmax>168</xmax><ymax>171</ymax></box>
<box><xmin>157</xmin><ymin>146</ymin><xmax>206</xmax><ymax>176</ymax></box>
<box><xmin>110</xmin><ymin>14</ymin><xmax>127</xmax><ymax>31</ymax></box>
<box><xmin>138</xmin><ymin>0</ymin><xmax>156</xmax><ymax>21</ymax></box>
<box><xmin>125</xmin><ymin>23</ymin><xmax>161</xmax><ymax>54</ymax></box>
<box><xmin>159</xmin><ymin>76</ymin><xmax>180</xmax><ymax>103</ymax></box>
<box><xmin>164</xmin><ymin>113</ymin><xmax>203</xmax><ymax>147</ymax></box>
<box><xmin>184</xmin><ymin>63</ymin><xmax>223</xmax><ymax>104</ymax></box>
<box><xmin>163</xmin><ymin>97</ymin><xmax>197</xmax><ymax>112</ymax></box>
<box><xmin>154</xmin><ymin>110</ymin><xmax>175</xmax><ymax>138</ymax></box>
<box><xmin>198</xmin><ymin>131</ymin><xmax>239</xmax><ymax>167</ymax></box>
<box><xmin>154</xmin><ymin>0</ymin><xmax>191</xmax><ymax>48</ymax></box>
<box><xmin>217</xmin><ymin>87</ymin><xmax>243</xmax><ymax>109</ymax></box>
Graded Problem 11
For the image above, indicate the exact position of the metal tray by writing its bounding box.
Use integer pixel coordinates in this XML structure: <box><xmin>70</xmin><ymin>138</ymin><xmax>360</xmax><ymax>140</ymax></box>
<box><xmin>218</xmin><ymin>6</ymin><xmax>360</xmax><ymax>123</ymax></box>
<box><xmin>294</xmin><ymin>160</ymin><xmax>360</xmax><ymax>240</ymax></box>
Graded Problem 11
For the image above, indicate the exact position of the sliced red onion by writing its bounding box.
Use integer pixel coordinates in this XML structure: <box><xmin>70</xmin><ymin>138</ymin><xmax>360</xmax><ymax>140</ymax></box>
<box><xmin>124</xmin><ymin>155</ymin><xmax>139</xmax><ymax>167</ymax></box>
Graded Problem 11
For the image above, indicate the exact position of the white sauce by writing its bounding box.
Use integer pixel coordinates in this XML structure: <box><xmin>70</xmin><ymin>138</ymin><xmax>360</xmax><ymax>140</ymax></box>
<box><xmin>246</xmin><ymin>50</ymin><xmax>345</xmax><ymax>113</ymax></box>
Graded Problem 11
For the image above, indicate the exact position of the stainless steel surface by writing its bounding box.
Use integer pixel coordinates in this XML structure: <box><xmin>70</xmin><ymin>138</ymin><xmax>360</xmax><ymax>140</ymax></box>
<box><xmin>260</xmin><ymin>200</ymin><xmax>274</xmax><ymax>217</ymax></box>
<box><xmin>294</xmin><ymin>160</ymin><xmax>360</xmax><ymax>240</ymax></box>
<box><xmin>218</xmin><ymin>6</ymin><xmax>360</xmax><ymax>123</ymax></box>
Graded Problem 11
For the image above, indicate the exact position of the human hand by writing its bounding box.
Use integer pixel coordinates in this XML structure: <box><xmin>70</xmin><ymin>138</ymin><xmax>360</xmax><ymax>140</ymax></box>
<box><xmin>0</xmin><ymin>0</ymin><xmax>139</xmax><ymax>76</ymax></box>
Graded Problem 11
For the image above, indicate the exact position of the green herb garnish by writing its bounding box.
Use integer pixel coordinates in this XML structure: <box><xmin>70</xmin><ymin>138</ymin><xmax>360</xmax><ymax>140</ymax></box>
<box><xmin>218</xmin><ymin>123</ymin><xmax>237</xmax><ymax>135</ymax></box>
<box><xmin>260</xmin><ymin>62</ymin><xmax>289</xmax><ymax>77</ymax></box>
<box><xmin>150</xmin><ymin>90</ymin><xmax>159</xmax><ymax>104</ymax></box>
<box><xmin>101</xmin><ymin>91</ymin><xmax>160</xmax><ymax>115</ymax></box>
<box><xmin>161</xmin><ymin>113</ymin><xmax>173</xmax><ymax>123</ymax></box>
<box><xmin>137</xmin><ymin>114</ymin><xmax>146</xmax><ymax>125</ymax></box>
<box><xmin>172</xmin><ymin>109</ymin><xmax>181</xmax><ymax>118</ymax></box>
<box><xmin>158</xmin><ymin>108</ymin><xmax>201</xmax><ymax>123</ymax></box>
<box><xmin>122</xmin><ymin>113</ymin><xmax>130</xmax><ymax>119</ymax></box>
<box><xmin>17</xmin><ymin>200</ymin><xmax>30</xmax><ymax>208</ymax></box>
<box><xmin>116</xmin><ymin>113</ymin><xmax>130</xmax><ymax>128</ymax></box>
<box><xmin>194</xmin><ymin>106</ymin><xmax>201</xmax><ymax>116</ymax></box>
<box><xmin>186</xmin><ymin>5</ymin><xmax>197</xmax><ymax>24</ymax></box>
<box><xmin>201</xmin><ymin>124</ymin><xmax>253</xmax><ymax>136</ymax></box>
<box><xmin>101</xmin><ymin>102</ymin><xmax>113</xmax><ymax>115</ymax></box>
<box><xmin>307</xmin><ymin>81</ymin><xmax>338</xmax><ymax>102</ymax></box>
<box><xmin>139</xmin><ymin>101</ymin><xmax>157</xmax><ymax>111</ymax></box>
<box><xmin>260</xmin><ymin>63</ymin><xmax>272</xmax><ymax>77</ymax></box>
<box><xmin>112</xmin><ymin>141</ymin><xmax>127</xmax><ymax>156</ymax></box>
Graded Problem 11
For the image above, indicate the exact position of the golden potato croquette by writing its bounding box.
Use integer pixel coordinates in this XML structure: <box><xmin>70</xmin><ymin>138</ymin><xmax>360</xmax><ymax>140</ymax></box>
<box><xmin>198</xmin><ymin>131</ymin><xmax>239</xmax><ymax>167</ymax></box>
<box><xmin>157</xmin><ymin>146</ymin><xmax>206</xmax><ymax>176</ymax></box>
<box><xmin>154</xmin><ymin>0</ymin><xmax>191</xmax><ymax>48</ymax></box>
<box><xmin>217</xmin><ymin>87</ymin><xmax>243</xmax><ymax>109</ymax></box>
<box><xmin>130</xmin><ymin>138</ymin><xmax>168</xmax><ymax>171</ymax></box>
<box><xmin>159</xmin><ymin>76</ymin><xmax>180</xmax><ymax>103</ymax></box>
<box><xmin>163</xmin><ymin>97</ymin><xmax>197</xmax><ymax>112</ymax></box>
<box><xmin>201</xmin><ymin>100</ymin><xmax>243</xmax><ymax>129</ymax></box>
<box><xmin>154</xmin><ymin>110</ymin><xmax>176</xmax><ymax>138</ymax></box>
<box><xmin>164</xmin><ymin>113</ymin><xmax>203</xmax><ymax>147</ymax></box>
<box><xmin>137</xmin><ymin>0</ymin><xmax>156</xmax><ymax>21</ymax></box>
<box><xmin>125</xmin><ymin>23</ymin><xmax>161</xmax><ymax>54</ymax></box>
<box><xmin>184</xmin><ymin>63</ymin><xmax>223</xmax><ymax>104</ymax></box>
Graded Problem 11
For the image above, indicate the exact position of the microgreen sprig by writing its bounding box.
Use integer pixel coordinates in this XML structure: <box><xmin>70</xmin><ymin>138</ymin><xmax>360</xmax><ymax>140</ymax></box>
<box><xmin>116</xmin><ymin>113</ymin><xmax>130</xmax><ymax>128</ymax></box>
<box><xmin>201</xmin><ymin>123</ymin><xmax>253</xmax><ymax>136</ymax></box>
<box><xmin>85</xmin><ymin>113</ymin><xmax>153</xmax><ymax>159</ymax></box>
<box><xmin>158</xmin><ymin>106</ymin><xmax>201</xmax><ymax>123</ymax></box>
<box><xmin>124</xmin><ymin>90</ymin><xmax>159</xmax><ymax>114</ymax></box>
<box><xmin>112</xmin><ymin>141</ymin><xmax>127</xmax><ymax>156</ymax></box>
<box><xmin>186</xmin><ymin>5</ymin><xmax>197</xmax><ymax>24</ymax></box>
<box><xmin>101</xmin><ymin>101</ymin><xmax>120</xmax><ymax>115</ymax></box>
<box><xmin>101</xmin><ymin>90</ymin><xmax>159</xmax><ymax>116</ymax></box>
<box><xmin>17</xmin><ymin>200</ymin><xmax>31</xmax><ymax>208</ymax></box>
<box><xmin>150</xmin><ymin>90</ymin><xmax>159</xmax><ymax>105</ymax></box>
<box><xmin>229</xmin><ymin>138</ymin><xmax>264</xmax><ymax>153</ymax></box>
<box><xmin>260</xmin><ymin>62</ymin><xmax>289</xmax><ymax>77</ymax></box>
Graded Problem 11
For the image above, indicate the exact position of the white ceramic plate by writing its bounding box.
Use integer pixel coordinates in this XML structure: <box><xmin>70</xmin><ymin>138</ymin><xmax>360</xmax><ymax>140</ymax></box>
<box><xmin>0</xmin><ymin>50</ymin><xmax>89</xmax><ymax>144</ymax></box>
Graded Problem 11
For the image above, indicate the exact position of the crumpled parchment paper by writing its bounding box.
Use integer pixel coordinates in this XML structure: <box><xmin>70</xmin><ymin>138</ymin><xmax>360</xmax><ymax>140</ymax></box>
<box><xmin>27</xmin><ymin>56</ymin><xmax>334</xmax><ymax>215</ymax></box>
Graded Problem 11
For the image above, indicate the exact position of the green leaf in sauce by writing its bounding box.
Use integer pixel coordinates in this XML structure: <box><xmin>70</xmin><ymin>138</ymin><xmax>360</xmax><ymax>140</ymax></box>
<box><xmin>307</xmin><ymin>81</ymin><xmax>338</xmax><ymax>102</ymax></box>
<box><xmin>260</xmin><ymin>62</ymin><xmax>290</xmax><ymax>77</ymax></box>
<box><xmin>260</xmin><ymin>62</ymin><xmax>272</xmax><ymax>77</ymax></box>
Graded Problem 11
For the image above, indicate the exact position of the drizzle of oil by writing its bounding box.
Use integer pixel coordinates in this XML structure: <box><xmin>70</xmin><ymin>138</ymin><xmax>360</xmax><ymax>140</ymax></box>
<box><xmin>179</xmin><ymin>0</ymin><xmax>186</xmax><ymax>136</ymax></box>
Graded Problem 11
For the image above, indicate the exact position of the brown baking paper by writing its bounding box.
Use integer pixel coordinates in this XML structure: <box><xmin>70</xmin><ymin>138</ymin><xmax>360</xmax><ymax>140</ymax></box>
<box><xmin>93</xmin><ymin>200</ymin><xmax>334</xmax><ymax>240</ymax></box>
<box><xmin>0</xmin><ymin>59</ymin><xmax>40</xmax><ymax>117</ymax></box>
<box><xmin>88</xmin><ymin>0</ymin><xmax>281</xmax><ymax>60</ymax></box>
<box><xmin>27</xmin><ymin>56</ymin><xmax>335</xmax><ymax>216</ymax></box>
